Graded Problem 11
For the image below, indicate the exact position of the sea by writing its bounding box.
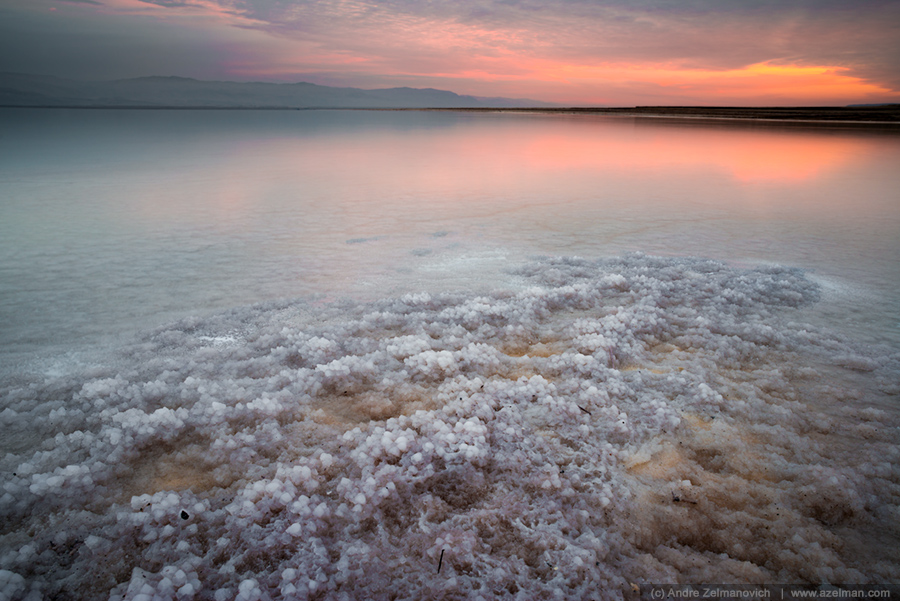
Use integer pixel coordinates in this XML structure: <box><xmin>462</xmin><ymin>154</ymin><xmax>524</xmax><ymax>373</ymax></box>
<box><xmin>0</xmin><ymin>108</ymin><xmax>898</xmax><ymax>598</ymax></box>
<box><xmin>2</xmin><ymin>108</ymin><xmax>898</xmax><ymax>372</ymax></box>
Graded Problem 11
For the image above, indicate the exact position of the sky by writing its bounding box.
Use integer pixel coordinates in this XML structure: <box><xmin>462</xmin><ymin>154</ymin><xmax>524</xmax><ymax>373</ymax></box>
<box><xmin>1</xmin><ymin>0</ymin><xmax>899</xmax><ymax>106</ymax></box>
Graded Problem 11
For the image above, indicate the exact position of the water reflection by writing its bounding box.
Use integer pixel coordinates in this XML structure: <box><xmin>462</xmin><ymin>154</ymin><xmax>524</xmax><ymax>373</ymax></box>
<box><xmin>519</xmin><ymin>122</ymin><xmax>868</xmax><ymax>183</ymax></box>
<box><xmin>1</xmin><ymin>109</ymin><xmax>898</xmax><ymax>366</ymax></box>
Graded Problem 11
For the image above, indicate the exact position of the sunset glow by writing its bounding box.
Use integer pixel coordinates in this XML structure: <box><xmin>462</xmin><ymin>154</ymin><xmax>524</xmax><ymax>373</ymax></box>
<box><xmin>517</xmin><ymin>128</ymin><xmax>864</xmax><ymax>184</ymax></box>
<box><xmin>480</xmin><ymin>59</ymin><xmax>895</xmax><ymax>105</ymax></box>
<box><xmin>1</xmin><ymin>0</ymin><xmax>899</xmax><ymax>105</ymax></box>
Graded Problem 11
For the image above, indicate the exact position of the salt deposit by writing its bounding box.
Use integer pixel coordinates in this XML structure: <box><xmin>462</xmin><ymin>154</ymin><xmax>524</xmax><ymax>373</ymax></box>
<box><xmin>1</xmin><ymin>254</ymin><xmax>898</xmax><ymax>600</ymax></box>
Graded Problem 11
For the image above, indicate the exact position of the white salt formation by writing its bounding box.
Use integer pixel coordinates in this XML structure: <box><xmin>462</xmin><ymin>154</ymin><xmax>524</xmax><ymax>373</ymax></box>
<box><xmin>1</xmin><ymin>254</ymin><xmax>898</xmax><ymax>600</ymax></box>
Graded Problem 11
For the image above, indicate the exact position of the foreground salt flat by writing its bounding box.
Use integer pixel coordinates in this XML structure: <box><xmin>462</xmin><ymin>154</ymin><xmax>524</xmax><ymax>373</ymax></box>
<box><xmin>1</xmin><ymin>254</ymin><xmax>898</xmax><ymax>600</ymax></box>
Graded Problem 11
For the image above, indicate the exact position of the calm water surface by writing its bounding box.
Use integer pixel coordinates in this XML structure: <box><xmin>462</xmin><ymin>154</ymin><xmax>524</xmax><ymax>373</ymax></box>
<box><xmin>1</xmin><ymin>108</ymin><xmax>899</xmax><ymax>374</ymax></box>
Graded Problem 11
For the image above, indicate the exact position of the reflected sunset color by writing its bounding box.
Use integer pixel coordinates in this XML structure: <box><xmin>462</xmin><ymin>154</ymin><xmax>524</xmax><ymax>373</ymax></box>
<box><xmin>515</xmin><ymin>120</ymin><xmax>868</xmax><ymax>183</ymax></box>
<box><xmin>1</xmin><ymin>108</ymin><xmax>899</xmax><ymax>368</ymax></box>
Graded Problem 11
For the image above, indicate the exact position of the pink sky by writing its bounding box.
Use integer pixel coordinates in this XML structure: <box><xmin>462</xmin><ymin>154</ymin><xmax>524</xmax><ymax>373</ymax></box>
<box><xmin>2</xmin><ymin>0</ymin><xmax>899</xmax><ymax>106</ymax></box>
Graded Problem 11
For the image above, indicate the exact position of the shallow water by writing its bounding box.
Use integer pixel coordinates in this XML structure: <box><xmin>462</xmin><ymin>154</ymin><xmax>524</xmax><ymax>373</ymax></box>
<box><xmin>1</xmin><ymin>109</ymin><xmax>899</xmax><ymax>373</ymax></box>
<box><xmin>1</xmin><ymin>110</ymin><xmax>899</xmax><ymax>598</ymax></box>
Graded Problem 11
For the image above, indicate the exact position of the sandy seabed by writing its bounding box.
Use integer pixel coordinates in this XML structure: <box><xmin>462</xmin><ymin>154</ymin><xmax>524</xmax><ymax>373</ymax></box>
<box><xmin>1</xmin><ymin>254</ymin><xmax>898</xmax><ymax>600</ymax></box>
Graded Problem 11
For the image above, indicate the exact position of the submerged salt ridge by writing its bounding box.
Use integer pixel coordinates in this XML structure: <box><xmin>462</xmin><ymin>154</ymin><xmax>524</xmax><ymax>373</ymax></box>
<box><xmin>1</xmin><ymin>254</ymin><xmax>899</xmax><ymax>600</ymax></box>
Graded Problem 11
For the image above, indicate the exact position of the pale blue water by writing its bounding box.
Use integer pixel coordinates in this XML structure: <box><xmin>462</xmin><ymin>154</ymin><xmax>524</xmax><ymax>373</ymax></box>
<box><xmin>2</xmin><ymin>109</ymin><xmax>900</xmax><ymax>596</ymax></box>
<box><xmin>1</xmin><ymin>108</ymin><xmax>899</xmax><ymax>375</ymax></box>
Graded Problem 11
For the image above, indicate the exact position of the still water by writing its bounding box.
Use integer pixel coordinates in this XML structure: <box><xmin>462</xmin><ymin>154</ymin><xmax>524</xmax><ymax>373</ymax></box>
<box><xmin>3</xmin><ymin>109</ymin><xmax>900</xmax><ymax>597</ymax></box>
<box><xmin>1</xmin><ymin>108</ymin><xmax>899</xmax><ymax>372</ymax></box>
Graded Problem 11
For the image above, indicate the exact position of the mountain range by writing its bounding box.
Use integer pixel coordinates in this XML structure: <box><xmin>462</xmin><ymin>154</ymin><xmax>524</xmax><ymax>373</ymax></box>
<box><xmin>0</xmin><ymin>73</ymin><xmax>557</xmax><ymax>109</ymax></box>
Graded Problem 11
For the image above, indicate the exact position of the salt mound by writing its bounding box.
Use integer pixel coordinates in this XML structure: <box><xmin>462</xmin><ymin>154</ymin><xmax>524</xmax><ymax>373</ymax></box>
<box><xmin>1</xmin><ymin>254</ymin><xmax>898</xmax><ymax>600</ymax></box>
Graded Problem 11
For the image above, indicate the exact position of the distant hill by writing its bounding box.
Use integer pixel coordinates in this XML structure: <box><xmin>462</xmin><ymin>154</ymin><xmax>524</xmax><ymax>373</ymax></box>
<box><xmin>0</xmin><ymin>73</ymin><xmax>557</xmax><ymax>109</ymax></box>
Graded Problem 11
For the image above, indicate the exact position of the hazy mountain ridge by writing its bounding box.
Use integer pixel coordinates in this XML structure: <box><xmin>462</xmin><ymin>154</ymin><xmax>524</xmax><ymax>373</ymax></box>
<box><xmin>0</xmin><ymin>73</ymin><xmax>557</xmax><ymax>109</ymax></box>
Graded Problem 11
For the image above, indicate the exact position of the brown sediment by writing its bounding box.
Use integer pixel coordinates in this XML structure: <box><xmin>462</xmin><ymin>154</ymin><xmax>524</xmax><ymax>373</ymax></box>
<box><xmin>500</xmin><ymin>341</ymin><xmax>561</xmax><ymax>358</ymax></box>
<box><xmin>311</xmin><ymin>384</ymin><xmax>438</xmax><ymax>426</ymax></box>
<box><xmin>122</xmin><ymin>447</ymin><xmax>224</xmax><ymax>499</ymax></box>
<box><xmin>622</xmin><ymin>415</ymin><xmax>813</xmax><ymax>576</ymax></box>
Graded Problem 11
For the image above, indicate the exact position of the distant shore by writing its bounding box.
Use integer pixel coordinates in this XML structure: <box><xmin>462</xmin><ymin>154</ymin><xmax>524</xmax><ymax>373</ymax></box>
<box><xmin>412</xmin><ymin>105</ymin><xmax>900</xmax><ymax>124</ymax></box>
<box><xmin>4</xmin><ymin>104</ymin><xmax>899</xmax><ymax>124</ymax></box>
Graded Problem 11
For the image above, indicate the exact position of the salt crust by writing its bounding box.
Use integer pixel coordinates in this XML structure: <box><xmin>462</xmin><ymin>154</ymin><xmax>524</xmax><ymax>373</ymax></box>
<box><xmin>1</xmin><ymin>254</ymin><xmax>898</xmax><ymax>600</ymax></box>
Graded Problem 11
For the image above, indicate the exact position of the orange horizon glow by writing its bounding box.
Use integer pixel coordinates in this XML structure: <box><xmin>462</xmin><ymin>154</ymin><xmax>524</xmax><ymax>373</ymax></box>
<box><xmin>27</xmin><ymin>0</ymin><xmax>900</xmax><ymax>107</ymax></box>
<box><xmin>230</xmin><ymin>45</ymin><xmax>898</xmax><ymax>106</ymax></box>
<box><xmin>390</xmin><ymin>59</ymin><xmax>896</xmax><ymax>106</ymax></box>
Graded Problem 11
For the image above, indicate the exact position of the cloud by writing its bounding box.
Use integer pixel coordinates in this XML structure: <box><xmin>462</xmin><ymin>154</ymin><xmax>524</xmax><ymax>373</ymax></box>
<box><xmin>2</xmin><ymin>0</ymin><xmax>897</xmax><ymax>103</ymax></box>
<box><xmin>0</xmin><ymin>0</ymin><xmax>263</xmax><ymax>81</ymax></box>
<box><xmin>179</xmin><ymin>0</ymin><xmax>899</xmax><ymax>93</ymax></box>
<box><xmin>136</xmin><ymin>0</ymin><xmax>196</xmax><ymax>7</ymax></box>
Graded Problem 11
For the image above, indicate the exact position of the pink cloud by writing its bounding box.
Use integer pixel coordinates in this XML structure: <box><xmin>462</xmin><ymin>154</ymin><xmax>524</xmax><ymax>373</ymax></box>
<box><xmin>5</xmin><ymin>0</ymin><xmax>899</xmax><ymax>104</ymax></box>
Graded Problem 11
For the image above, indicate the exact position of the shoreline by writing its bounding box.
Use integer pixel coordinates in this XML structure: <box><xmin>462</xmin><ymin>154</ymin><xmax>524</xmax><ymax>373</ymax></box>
<box><xmin>4</xmin><ymin>255</ymin><xmax>899</xmax><ymax>596</ymax></box>
<box><xmin>2</xmin><ymin>104</ymin><xmax>899</xmax><ymax>125</ymax></box>
<box><xmin>412</xmin><ymin>105</ymin><xmax>900</xmax><ymax>126</ymax></box>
